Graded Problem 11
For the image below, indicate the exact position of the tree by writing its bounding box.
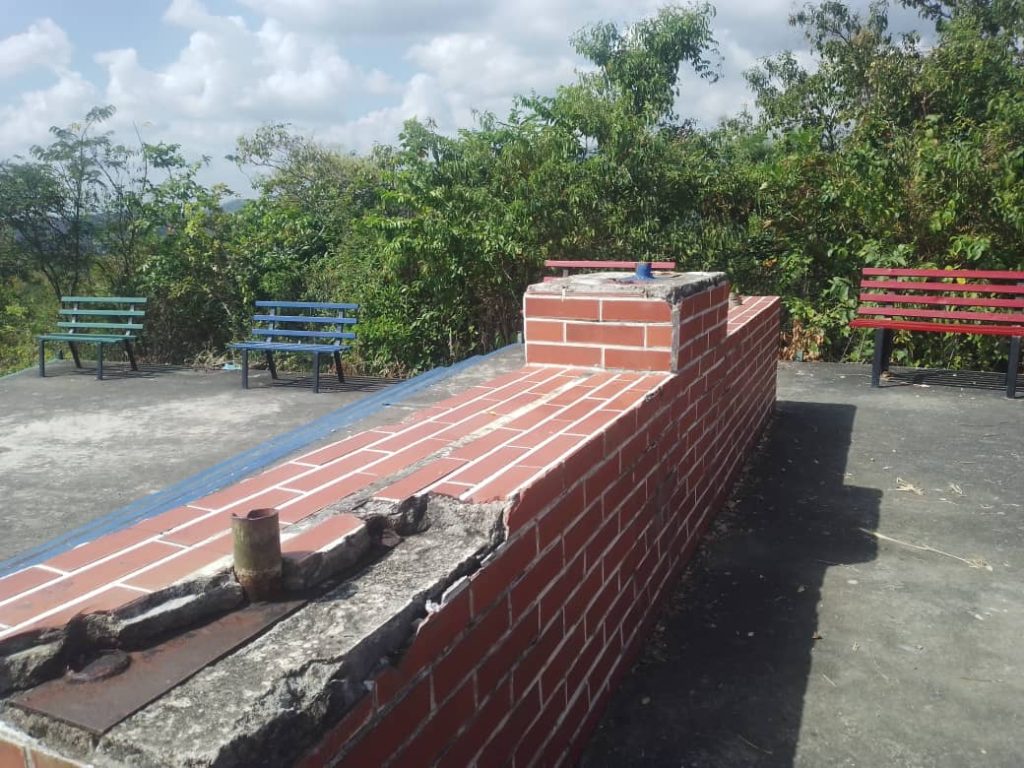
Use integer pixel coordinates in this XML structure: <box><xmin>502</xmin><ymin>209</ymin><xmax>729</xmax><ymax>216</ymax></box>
<box><xmin>0</xmin><ymin>107</ymin><xmax>119</xmax><ymax>300</ymax></box>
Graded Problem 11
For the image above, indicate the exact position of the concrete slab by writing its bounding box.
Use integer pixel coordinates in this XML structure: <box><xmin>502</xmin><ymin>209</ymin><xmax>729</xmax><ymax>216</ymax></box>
<box><xmin>583</xmin><ymin>362</ymin><xmax>1024</xmax><ymax>768</ymax></box>
<box><xmin>0</xmin><ymin>348</ymin><xmax>524</xmax><ymax>570</ymax></box>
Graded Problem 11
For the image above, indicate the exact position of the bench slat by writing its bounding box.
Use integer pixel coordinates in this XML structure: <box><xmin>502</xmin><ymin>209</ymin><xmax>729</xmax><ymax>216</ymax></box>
<box><xmin>850</xmin><ymin>318</ymin><xmax>1023</xmax><ymax>336</ymax></box>
<box><xmin>38</xmin><ymin>333</ymin><xmax>137</xmax><ymax>342</ymax></box>
<box><xmin>857</xmin><ymin>307</ymin><xmax>1024</xmax><ymax>324</ymax></box>
<box><xmin>251</xmin><ymin>328</ymin><xmax>356</xmax><ymax>340</ymax></box>
<box><xmin>251</xmin><ymin>314</ymin><xmax>356</xmax><ymax>325</ymax></box>
<box><xmin>255</xmin><ymin>300</ymin><xmax>358</xmax><ymax>311</ymax></box>
<box><xmin>860</xmin><ymin>279</ymin><xmax>1024</xmax><ymax>295</ymax></box>
<box><xmin>863</xmin><ymin>267</ymin><xmax>1024</xmax><ymax>280</ymax></box>
<box><xmin>231</xmin><ymin>341</ymin><xmax>350</xmax><ymax>353</ymax></box>
<box><xmin>858</xmin><ymin>292</ymin><xmax>1024</xmax><ymax>309</ymax></box>
<box><xmin>57</xmin><ymin>321</ymin><xmax>144</xmax><ymax>331</ymax></box>
<box><xmin>59</xmin><ymin>309</ymin><xmax>146</xmax><ymax>318</ymax></box>
<box><xmin>61</xmin><ymin>296</ymin><xmax>147</xmax><ymax>304</ymax></box>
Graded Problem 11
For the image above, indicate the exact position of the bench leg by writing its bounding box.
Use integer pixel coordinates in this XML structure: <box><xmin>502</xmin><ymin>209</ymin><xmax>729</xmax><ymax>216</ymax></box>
<box><xmin>313</xmin><ymin>352</ymin><xmax>321</xmax><ymax>394</ymax></box>
<box><xmin>38</xmin><ymin>339</ymin><xmax>46</xmax><ymax>377</ymax></box>
<box><xmin>1008</xmin><ymin>336</ymin><xmax>1021</xmax><ymax>399</ymax></box>
<box><xmin>264</xmin><ymin>351</ymin><xmax>278</xmax><ymax>380</ymax></box>
<box><xmin>68</xmin><ymin>341</ymin><xmax>82</xmax><ymax>369</ymax></box>
<box><xmin>124</xmin><ymin>340</ymin><xmax>138</xmax><ymax>371</ymax></box>
<box><xmin>333</xmin><ymin>351</ymin><xmax>344</xmax><ymax>383</ymax></box>
<box><xmin>97</xmin><ymin>344</ymin><xmax>104</xmax><ymax>381</ymax></box>
<box><xmin>870</xmin><ymin>328</ymin><xmax>891</xmax><ymax>387</ymax></box>
<box><xmin>241</xmin><ymin>349</ymin><xmax>249</xmax><ymax>390</ymax></box>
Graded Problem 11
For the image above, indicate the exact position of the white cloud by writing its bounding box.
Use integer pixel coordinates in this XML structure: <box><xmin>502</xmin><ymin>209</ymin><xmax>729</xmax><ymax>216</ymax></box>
<box><xmin>0</xmin><ymin>0</ymin><xmax>924</xmax><ymax>188</ymax></box>
<box><xmin>236</xmin><ymin>0</ymin><xmax>486</xmax><ymax>37</ymax></box>
<box><xmin>96</xmin><ymin>2</ymin><xmax>398</xmax><ymax>121</ymax></box>
<box><xmin>321</xmin><ymin>73</ymin><xmax>447</xmax><ymax>154</ymax></box>
<box><xmin>0</xmin><ymin>71</ymin><xmax>95</xmax><ymax>154</ymax></box>
<box><xmin>0</xmin><ymin>18</ymin><xmax>71</xmax><ymax>79</ymax></box>
<box><xmin>407</xmin><ymin>32</ymin><xmax>577</xmax><ymax>118</ymax></box>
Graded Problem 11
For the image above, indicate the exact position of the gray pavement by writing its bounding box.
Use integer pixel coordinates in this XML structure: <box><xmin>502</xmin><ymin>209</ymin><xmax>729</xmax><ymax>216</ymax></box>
<box><xmin>0</xmin><ymin>348</ymin><xmax>525</xmax><ymax>568</ymax></box>
<box><xmin>583</xmin><ymin>362</ymin><xmax>1024</xmax><ymax>768</ymax></box>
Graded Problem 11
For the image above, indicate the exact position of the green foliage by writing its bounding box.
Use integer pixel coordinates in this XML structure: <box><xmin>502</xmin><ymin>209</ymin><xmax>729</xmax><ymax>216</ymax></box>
<box><xmin>0</xmin><ymin>277</ymin><xmax>51</xmax><ymax>373</ymax></box>
<box><xmin>3</xmin><ymin>2</ymin><xmax>1024</xmax><ymax>377</ymax></box>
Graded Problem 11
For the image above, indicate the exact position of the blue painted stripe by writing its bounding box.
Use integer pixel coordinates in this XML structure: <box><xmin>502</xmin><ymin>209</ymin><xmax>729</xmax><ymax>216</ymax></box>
<box><xmin>0</xmin><ymin>344</ymin><xmax>521</xmax><ymax>577</ymax></box>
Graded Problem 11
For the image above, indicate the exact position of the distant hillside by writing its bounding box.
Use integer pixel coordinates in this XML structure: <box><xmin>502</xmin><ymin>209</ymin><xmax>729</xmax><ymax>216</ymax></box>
<box><xmin>222</xmin><ymin>199</ymin><xmax>251</xmax><ymax>213</ymax></box>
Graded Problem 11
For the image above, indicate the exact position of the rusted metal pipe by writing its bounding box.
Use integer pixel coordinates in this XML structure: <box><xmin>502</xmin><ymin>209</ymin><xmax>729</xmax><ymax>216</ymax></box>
<box><xmin>231</xmin><ymin>508</ymin><xmax>283</xmax><ymax>602</ymax></box>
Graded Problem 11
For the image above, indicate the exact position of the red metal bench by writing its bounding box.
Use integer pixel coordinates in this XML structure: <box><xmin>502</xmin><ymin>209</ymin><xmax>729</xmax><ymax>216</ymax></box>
<box><xmin>543</xmin><ymin>260</ymin><xmax>676</xmax><ymax>281</ymax></box>
<box><xmin>850</xmin><ymin>267</ymin><xmax>1024</xmax><ymax>397</ymax></box>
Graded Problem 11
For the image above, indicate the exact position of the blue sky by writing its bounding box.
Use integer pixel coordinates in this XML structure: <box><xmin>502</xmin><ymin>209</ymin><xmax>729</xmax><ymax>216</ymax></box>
<box><xmin>0</xmin><ymin>1</ymin><xmax>924</xmax><ymax>191</ymax></box>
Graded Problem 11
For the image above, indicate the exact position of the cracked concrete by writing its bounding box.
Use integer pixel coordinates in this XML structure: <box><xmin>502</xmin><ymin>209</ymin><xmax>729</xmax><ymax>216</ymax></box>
<box><xmin>4</xmin><ymin>495</ymin><xmax>507</xmax><ymax>767</ymax></box>
<box><xmin>526</xmin><ymin>270</ymin><xmax>726</xmax><ymax>302</ymax></box>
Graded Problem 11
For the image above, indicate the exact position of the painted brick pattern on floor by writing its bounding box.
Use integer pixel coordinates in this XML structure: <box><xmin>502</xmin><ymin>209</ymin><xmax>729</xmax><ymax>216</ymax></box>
<box><xmin>0</xmin><ymin>364</ymin><xmax>665</xmax><ymax>640</ymax></box>
<box><xmin>297</xmin><ymin>292</ymin><xmax>781</xmax><ymax>768</ymax></box>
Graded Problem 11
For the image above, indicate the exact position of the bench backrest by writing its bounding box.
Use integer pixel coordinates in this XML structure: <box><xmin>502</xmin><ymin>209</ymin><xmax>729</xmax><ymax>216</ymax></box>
<box><xmin>250</xmin><ymin>301</ymin><xmax>358</xmax><ymax>344</ymax></box>
<box><xmin>857</xmin><ymin>268</ymin><xmax>1024</xmax><ymax>328</ymax></box>
<box><xmin>57</xmin><ymin>296</ymin><xmax>146</xmax><ymax>336</ymax></box>
<box><xmin>543</xmin><ymin>260</ymin><xmax>677</xmax><ymax>282</ymax></box>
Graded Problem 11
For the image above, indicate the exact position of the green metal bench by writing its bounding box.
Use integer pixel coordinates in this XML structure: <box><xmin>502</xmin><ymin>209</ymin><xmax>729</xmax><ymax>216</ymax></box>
<box><xmin>231</xmin><ymin>301</ymin><xmax>358</xmax><ymax>393</ymax></box>
<box><xmin>38</xmin><ymin>297</ymin><xmax>146</xmax><ymax>380</ymax></box>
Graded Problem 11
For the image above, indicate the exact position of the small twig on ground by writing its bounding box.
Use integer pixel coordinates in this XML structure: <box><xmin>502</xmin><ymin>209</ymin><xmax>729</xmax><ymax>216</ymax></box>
<box><xmin>737</xmin><ymin>734</ymin><xmax>774</xmax><ymax>755</ymax></box>
<box><xmin>859</xmin><ymin>529</ymin><xmax>993</xmax><ymax>571</ymax></box>
<box><xmin>822</xmin><ymin>673</ymin><xmax>837</xmax><ymax>687</ymax></box>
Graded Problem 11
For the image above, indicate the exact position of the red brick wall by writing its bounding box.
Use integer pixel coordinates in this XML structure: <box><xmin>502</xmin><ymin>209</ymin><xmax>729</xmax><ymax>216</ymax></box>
<box><xmin>525</xmin><ymin>283</ymin><xmax>733</xmax><ymax>373</ymax></box>
<box><xmin>299</xmin><ymin>291</ymin><xmax>780</xmax><ymax>768</ymax></box>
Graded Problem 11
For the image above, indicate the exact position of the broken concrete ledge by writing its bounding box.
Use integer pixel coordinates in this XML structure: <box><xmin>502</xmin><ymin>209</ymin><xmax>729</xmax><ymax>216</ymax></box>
<box><xmin>4</xmin><ymin>496</ymin><xmax>505</xmax><ymax>767</ymax></box>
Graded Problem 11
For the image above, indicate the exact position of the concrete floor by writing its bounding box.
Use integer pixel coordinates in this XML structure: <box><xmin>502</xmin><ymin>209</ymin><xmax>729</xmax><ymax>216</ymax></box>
<box><xmin>0</xmin><ymin>349</ymin><xmax>525</xmax><ymax>571</ymax></box>
<box><xmin>4</xmin><ymin>356</ymin><xmax>1022</xmax><ymax>766</ymax></box>
<box><xmin>582</xmin><ymin>362</ymin><xmax>1024</xmax><ymax>768</ymax></box>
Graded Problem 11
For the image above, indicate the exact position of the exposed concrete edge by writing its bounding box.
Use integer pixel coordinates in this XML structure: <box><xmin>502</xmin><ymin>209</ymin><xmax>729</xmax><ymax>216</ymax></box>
<box><xmin>4</xmin><ymin>495</ymin><xmax>507</xmax><ymax>767</ymax></box>
<box><xmin>0</xmin><ymin>344</ymin><xmax>522</xmax><ymax>578</ymax></box>
<box><xmin>526</xmin><ymin>270</ymin><xmax>727</xmax><ymax>302</ymax></box>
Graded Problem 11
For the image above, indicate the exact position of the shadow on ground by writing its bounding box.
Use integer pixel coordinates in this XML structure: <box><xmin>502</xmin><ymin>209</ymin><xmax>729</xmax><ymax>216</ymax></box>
<box><xmin>253</xmin><ymin>373</ymin><xmax>400</xmax><ymax>393</ymax></box>
<box><xmin>883</xmin><ymin>367</ymin><xmax>1021</xmax><ymax>397</ymax></box>
<box><xmin>582</xmin><ymin>400</ymin><xmax>881</xmax><ymax>768</ymax></box>
<box><xmin>38</xmin><ymin>361</ymin><xmax>182</xmax><ymax>380</ymax></box>
<box><xmin>37</xmin><ymin>358</ymin><xmax>400</xmax><ymax>393</ymax></box>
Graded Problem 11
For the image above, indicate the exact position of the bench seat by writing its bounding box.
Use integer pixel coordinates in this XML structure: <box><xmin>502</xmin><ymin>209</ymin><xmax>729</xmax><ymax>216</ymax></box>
<box><xmin>38</xmin><ymin>333</ymin><xmax>138</xmax><ymax>343</ymax></box>
<box><xmin>38</xmin><ymin>297</ymin><xmax>146</xmax><ymax>380</ymax></box>
<box><xmin>231</xmin><ymin>341</ymin><xmax>350</xmax><ymax>354</ymax></box>
<box><xmin>231</xmin><ymin>300</ymin><xmax>358</xmax><ymax>393</ymax></box>
<box><xmin>850</xmin><ymin>268</ymin><xmax>1023</xmax><ymax>397</ymax></box>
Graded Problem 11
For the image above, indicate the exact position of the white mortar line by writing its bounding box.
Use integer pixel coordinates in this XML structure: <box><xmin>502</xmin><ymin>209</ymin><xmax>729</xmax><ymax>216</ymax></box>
<box><xmin>32</xmin><ymin>564</ymin><xmax>67</xmax><ymax>575</ymax></box>
<box><xmin>160</xmin><ymin>505</ymin><xmax>227</xmax><ymax>535</ymax></box>
<box><xmin>0</xmin><ymin>535</ymin><xmax>186</xmax><ymax>611</ymax></box>
<box><xmin>277</xmin><ymin>367</ymin><xmax>578</xmax><ymax>500</ymax></box>
<box><xmin>456</xmin><ymin>373</ymin><xmax>665</xmax><ymax>500</ymax></box>
<box><xmin>0</xmin><ymin>582</ymin><xmax>154</xmax><ymax>641</ymax></box>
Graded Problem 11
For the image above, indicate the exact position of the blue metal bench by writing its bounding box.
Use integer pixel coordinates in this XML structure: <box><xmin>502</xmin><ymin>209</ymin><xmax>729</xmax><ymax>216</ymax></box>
<box><xmin>231</xmin><ymin>301</ymin><xmax>358</xmax><ymax>393</ymax></box>
<box><xmin>38</xmin><ymin>296</ymin><xmax>146</xmax><ymax>380</ymax></box>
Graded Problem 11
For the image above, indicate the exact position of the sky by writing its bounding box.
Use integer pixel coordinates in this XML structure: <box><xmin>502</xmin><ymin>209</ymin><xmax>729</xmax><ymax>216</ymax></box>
<box><xmin>0</xmin><ymin>0</ymin><xmax>927</xmax><ymax>192</ymax></box>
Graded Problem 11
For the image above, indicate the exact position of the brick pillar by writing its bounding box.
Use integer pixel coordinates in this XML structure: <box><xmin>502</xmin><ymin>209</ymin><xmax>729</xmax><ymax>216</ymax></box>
<box><xmin>523</xmin><ymin>271</ymin><xmax>730</xmax><ymax>372</ymax></box>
